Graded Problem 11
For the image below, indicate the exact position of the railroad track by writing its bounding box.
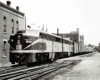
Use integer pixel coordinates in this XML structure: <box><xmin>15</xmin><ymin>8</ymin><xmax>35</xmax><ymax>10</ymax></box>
<box><xmin>0</xmin><ymin>65</ymin><xmax>27</xmax><ymax>75</ymax></box>
<box><xmin>0</xmin><ymin>60</ymin><xmax>77</xmax><ymax>80</ymax></box>
<box><xmin>0</xmin><ymin>63</ymin><xmax>49</xmax><ymax>75</ymax></box>
<box><xmin>0</xmin><ymin>53</ymin><xmax>92</xmax><ymax>79</ymax></box>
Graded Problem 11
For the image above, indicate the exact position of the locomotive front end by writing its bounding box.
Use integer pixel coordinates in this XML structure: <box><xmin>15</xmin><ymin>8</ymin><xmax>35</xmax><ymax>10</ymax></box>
<box><xmin>9</xmin><ymin>29</ymin><xmax>40</xmax><ymax>64</ymax></box>
<box><xmin>9</xmin><ymin>33</ymin><xmax>24</xmax><ymax>64</ymax></box>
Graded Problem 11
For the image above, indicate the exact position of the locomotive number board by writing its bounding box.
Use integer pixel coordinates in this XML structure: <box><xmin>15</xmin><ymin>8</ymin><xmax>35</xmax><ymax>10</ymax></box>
<box><xmin>16</xmin><ymin>45</ymin><xmax>22</xmax><ymax>50</ymax></box>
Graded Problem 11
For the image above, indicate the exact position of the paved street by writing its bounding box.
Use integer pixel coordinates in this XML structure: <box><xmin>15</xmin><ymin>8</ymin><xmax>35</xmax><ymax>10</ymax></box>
<box><xmin>38</xmin><ymin>52</ymin><xmax>100</xmax><ymax>80</ymax></box>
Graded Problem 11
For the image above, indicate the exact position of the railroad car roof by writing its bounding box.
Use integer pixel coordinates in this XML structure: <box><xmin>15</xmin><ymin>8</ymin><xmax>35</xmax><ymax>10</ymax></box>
<box><xmin>40</xmin><ymin>30</ymin><xmax>73</xmax><ymax>43</ymax></box>
<box><xmin>17</xmin><ymin>29</ymin><xmax>73</xmax><ymax>43</ymax></box>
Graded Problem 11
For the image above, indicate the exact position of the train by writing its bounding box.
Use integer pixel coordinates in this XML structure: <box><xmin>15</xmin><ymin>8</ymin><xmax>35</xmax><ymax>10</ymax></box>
<box><xmin>8</xmin><ymin>29</ymin><xmax>94</xmax><ymax>64</ymax></box>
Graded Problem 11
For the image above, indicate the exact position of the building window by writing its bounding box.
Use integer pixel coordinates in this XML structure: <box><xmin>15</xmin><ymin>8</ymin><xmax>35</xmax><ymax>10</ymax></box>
<box><xmin>11</xmin><ymin>19</ymin><xmax>14</xmax><ymax>34</ymax></box>
<box><xmin>4</xmin><ymin>41</ymin><xmax>7</xmax><ymax>50</ymax></box>
<box><xmin>3</xmin><ymin>16</ymin><xmax>7</xmax><ymax>33</ymax></box>
<box><xmin>3</xmin><ymin>40</ymin><xmax>7</xmax><ymax>57</ymax></box>
<box><xmin>4</xmin><ymin>16</ymin><xmax>6</xmax><ymax>20</ymax></box>
<box><xmin>16</xmin><ymin>21</ymin><xmax>19</xmax><ymax>31</ymax></box>
<box><xmin>4</xmin><ymin>25</ymin><xmax>6</xmax><ymax>33</ymax></box>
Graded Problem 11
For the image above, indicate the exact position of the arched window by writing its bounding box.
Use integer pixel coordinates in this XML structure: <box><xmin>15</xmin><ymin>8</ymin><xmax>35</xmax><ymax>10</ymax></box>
<box><xmin>3</xmin><ymin>39</ymin><xmax>7</xmax><ymax>57</ymax></box>
<box><xmin>11</xmin><ymin>19</ymin><xmax>14</xmax><ymax>34</ymax></box>
<box><xmin>16</xmin><ymin>21</ymin><xmax>19</xmax><ymax>31</ymax></box>
<box><xmin>3</xmin><ymin>16</ymin><xmax>7</xmax><ymax>33</ymax></box>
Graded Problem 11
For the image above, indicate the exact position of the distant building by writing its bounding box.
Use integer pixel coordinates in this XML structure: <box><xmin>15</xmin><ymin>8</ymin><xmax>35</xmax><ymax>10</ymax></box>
<box><xmin>58</xmin><ymin>28</ymin><xmax>84</xmax><ymax>45</ymax></box>
<box><xmin>58</xmin><ymin>28</ymin><xmax>79</xmax><ymax>43</ymax></box>
<box><xmin>80</xmin><ymin>35</ymin><xmax>84</xmax><ymax>45</ymax></box>
<box><xmin>0</xmin><ymin>1</ymin><xmax>25</xmax><ymax>66</ymax></box>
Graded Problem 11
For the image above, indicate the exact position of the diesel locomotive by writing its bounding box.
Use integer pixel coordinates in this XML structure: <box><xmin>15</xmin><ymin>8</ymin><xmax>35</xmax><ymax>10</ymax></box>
<box><xmin>8</xmin><ymin>29</ymin><xmax>93</xmax><ymax>64</ymax></box>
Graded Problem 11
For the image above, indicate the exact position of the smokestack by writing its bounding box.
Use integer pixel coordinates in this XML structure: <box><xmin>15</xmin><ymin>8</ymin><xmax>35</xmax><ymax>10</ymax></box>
<box><xmin>6</xmin><ymin>1</ymin><xmax>11</xmax><ymax>6</ymax></box>
<box><xmin>16</xmin><ymin>6</ymin><xmax>19</xmax><ymax>11</ymax></box>
<box><xmin>57</xmin><ymin>28</ymin><xmax>59</xmax><ymax>35</ymax></box>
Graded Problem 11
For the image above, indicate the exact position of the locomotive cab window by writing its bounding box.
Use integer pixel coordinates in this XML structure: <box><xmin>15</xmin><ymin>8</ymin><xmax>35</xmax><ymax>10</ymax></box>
<box><xmin>40</xmin><ymin>33</ymin><xmax>47</xmax><ymax>39</ymax></box>
<box><xmin>56</xmin><ymin>37</ymin><xmax>60</xmax><ymax>42</ymax></box>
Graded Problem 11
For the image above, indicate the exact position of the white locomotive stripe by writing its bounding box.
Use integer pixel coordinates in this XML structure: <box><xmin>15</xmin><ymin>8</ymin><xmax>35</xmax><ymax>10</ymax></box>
<box><xmin>23</xmin><ymin>38</ymin><xmax>42</xmax><ymax>50</ymax></box>
<box><xmin>11</xmin><ymin>50</ymin><xmax>48</xmax><ymax>53</ymax></box>
<box><xmin>11</xmin><ymin>50</ymin><xmax>73</xmax><ymax>53</ymax></box>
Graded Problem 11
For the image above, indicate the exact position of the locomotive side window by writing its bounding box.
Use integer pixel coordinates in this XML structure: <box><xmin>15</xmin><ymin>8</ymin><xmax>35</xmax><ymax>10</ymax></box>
<box><xmin>46</xmin><ymin>34</ymin><xmax>49</xmax><ymax>40</ymax></box>
<box><xmin>60</xmin><ymin>38</ymin><xmax>62</xmax><ymax>43</ymax></box>
<box><xmin>52</xmin><ymin>36</ymin><xmax>56</xmax><ymax>42</ymax></box>
<box><xmin>47</xmin><ymin>34</ymin><xmax>52</xmax><ymax>41</ymax></box>
<box><xmin>52</xmin><ymin>36</ymin><xmax>54</xmax><ymax>41</ymax></box>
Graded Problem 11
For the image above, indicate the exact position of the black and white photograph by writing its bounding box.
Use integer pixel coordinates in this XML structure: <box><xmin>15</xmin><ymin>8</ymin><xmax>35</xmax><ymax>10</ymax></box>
<box><xmin>0</xmin><ymin>0</ymin><xmax>99</xmax><ymax>80</ymax></box>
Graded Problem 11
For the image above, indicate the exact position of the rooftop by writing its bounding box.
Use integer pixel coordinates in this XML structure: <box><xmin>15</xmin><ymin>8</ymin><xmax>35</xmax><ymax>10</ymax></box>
<box><xmin>0</xmin><ymin>1</ymin><xmax>24</xmax><ymax>16</ymax></box>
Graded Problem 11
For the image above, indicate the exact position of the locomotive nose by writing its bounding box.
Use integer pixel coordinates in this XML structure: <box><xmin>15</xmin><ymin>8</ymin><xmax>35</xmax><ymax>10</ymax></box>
<box><xmin>16</xmin><ymin>34</ymin><xmax>23</xmax><ymax>50</ymax></box>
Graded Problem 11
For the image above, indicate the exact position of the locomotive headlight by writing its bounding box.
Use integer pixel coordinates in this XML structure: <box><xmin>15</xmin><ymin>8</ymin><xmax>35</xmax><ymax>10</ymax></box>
<box><xmin>17</xmin><ymin>40</ymin><xmax>21</xmax><ymax>44</ymax></box>
<box><xmin>17</xmin><ymin>35</ymin><xmax>21</xmax><ymax>39</ymax></box>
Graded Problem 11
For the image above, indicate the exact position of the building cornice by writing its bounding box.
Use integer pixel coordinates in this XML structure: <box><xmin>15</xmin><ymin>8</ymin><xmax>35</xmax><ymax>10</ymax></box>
<box><xmin>0</xmin><ymin>2</ymin><xmax>24</xmax><ymax>16</ymax></box>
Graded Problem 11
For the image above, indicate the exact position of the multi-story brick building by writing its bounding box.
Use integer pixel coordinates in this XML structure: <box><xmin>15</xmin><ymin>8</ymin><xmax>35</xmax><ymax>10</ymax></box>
<box><xmin>0</xmin><ymin>1</ymin><xmax>25</xmax><ymax>66</ymax></box>
<box><xmin>58</xmin><ymin>28</ymin><xmax>80</xmax><ymax>43</ymax></box>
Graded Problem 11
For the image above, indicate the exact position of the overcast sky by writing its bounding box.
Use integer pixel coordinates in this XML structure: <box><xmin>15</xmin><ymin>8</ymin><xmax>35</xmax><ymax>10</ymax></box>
<box><xmin>1</xmin><ymin>0</ymin><xmax>100</xmax><ymax>46</ymax></box>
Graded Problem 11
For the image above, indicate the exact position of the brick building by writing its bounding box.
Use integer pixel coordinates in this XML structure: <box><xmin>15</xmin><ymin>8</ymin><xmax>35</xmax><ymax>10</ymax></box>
<box><xmin>0</xmin><ymin>1</ymin><xmax>25</xmax><ymax>66</ymax></box>
<box><xmin>58</xmin><ymin>28</ymin><xmax>84</xmax><ymax>45</ymax></box>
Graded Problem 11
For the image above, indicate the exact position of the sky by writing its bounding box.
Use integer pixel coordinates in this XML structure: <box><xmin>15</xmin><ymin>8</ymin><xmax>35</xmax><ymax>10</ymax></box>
<box><xmin>1</xmin><ymin>0</ymin><xmax>100</xmax><ymax>46</ymax></box>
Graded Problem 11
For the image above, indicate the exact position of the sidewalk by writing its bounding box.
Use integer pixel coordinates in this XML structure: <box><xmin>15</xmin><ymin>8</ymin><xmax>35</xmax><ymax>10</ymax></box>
<box><xmin>52</xmin><ymin>52</ymin><xmax>100</xmax><ymax>80</ymax></box>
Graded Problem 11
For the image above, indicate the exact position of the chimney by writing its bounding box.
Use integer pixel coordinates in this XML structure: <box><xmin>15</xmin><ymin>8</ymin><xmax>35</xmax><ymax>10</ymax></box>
<box><xmin>16</xmin><ymin>6</ymin><xmax>19</xmax><ymax>11</ymax></box>
<box><xmin>57</xmin><ymin>28</ymin><xmax>59</xmax><ymax>35</ymax></box>
<box><xmin>6</xmin><ymin>1</ymin><xmax>11</xmax><ymax>6</ymax></box>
